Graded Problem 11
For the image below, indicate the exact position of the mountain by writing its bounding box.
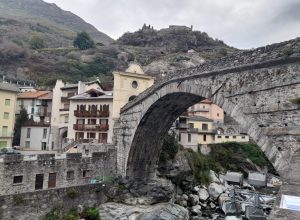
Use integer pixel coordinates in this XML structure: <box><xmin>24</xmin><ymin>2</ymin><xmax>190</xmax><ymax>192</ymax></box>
<box><xmin>0</xmin><ymin>0</ymin><xmax>236</xmax><ymax>87</ymax></box>
<box><xmin>118</xmin><ymin>25</ymin><xmax>230</xmax><ymax>53</ymax></box>
<box><xmin>0</xmin><ymin>0</ymin><xmax>113</xmax><ymax>47</ymax></box>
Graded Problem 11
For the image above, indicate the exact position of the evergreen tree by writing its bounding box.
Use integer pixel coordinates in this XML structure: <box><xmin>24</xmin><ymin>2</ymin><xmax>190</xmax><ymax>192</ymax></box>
<box><xmin>73</xmin><ymin>32</ymin><xmax>95</xmax><ymax>50</ymax></box>
<box><xmin>13</xmin><ymin>107</ymin><xmax>29</xmax><ymax>146</ymax></box>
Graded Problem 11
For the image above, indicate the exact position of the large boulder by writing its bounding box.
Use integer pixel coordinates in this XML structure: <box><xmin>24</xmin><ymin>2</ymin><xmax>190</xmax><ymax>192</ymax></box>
<box><xmin>208</xmin><ymin>183</ymin><xmax>226</xmax><ymax>199</ymax></box>
<box><xmin>189</xmin><ymin>194</ymin><xmax>200</xmax><ymax>206</ymax></box>
<box><xmin>198</xmin><ymin>188</ymin><xmax>209</xmax><ymax>201</ymax></box>
<box><xmin>99</xmin><ymin>202</ymin><xmax>189</xmax><ymax>220</ymax></box>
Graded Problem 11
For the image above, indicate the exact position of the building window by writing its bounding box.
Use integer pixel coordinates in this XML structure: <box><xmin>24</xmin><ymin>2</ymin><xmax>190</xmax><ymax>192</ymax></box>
<box><xmin>26</xmin><ymin>128</ymin><xmax>31</xmax><ymax>138</ymax></box>
<box><xmin>189</xmin><ymin>123</ymin><xmax>194</xmax><ymax>129</ymax></box>
<box><xmin>64</xmin><ymin>116</ymin><xmax>69</xmax><ymax>123</ymax></box>
<box><xmin>131</xmin><ymin>81</ymin><xmax>138</xmax><ymax>89</ymax></box>
<box><xmin>13</xmin><ymin>176</ymin><xmax>23</xmax><ymax>184</ymax></box>
<box><xmin>233</xmin><ymin>136</ymin><xmax>236</xmax><ymax>139</ymax></box>
<box><xmin>203</xmin><ymin>134</ymin><xmax>207</xmax><ymax>142</ymax></box>
<box><xmin>35</xmin><ymin>174</ymin><xmax>44</xmax><ymax>190</ymax></box>
<box><xmin>43</xmin><ymin>128</ymin><xmax>47</xmax><ymax>139</ymax></box>
<box><xmin>0</xmin><ymin>141</ymin><xmax>7</xmax><ymax>148</ymax></box>
<box><xmin>25</xmin><ymin>141</ymin><xmax>30</xmax><ymax>148</ymax></box>
<box><xmin>128</xmin><ymin>95</ymin><xmax>137</xmax><ymax>101</ymax></box>
<box><xmin>217</xmin><ymin>136</ymin><xmax>222</xmax><ymax>138</ymax></box>
<box><xmin>2</xmin><ymin>126</ymin><xmax>8</xmax><ymax>137</ymax></box>
<box><xmin>178</xmin><ymin>133</ymin><xmax>181</xmax><ymax>142</ymax></box>
<box><xmin>48</xmin><ymin>173</ymin><xmax>56</xmax><ymax>188</ymax></box>
<box><xmin>225</xmin><ymin>136</ymin><xmax>229</xmax><ymax>139</ymax></box>
<box><xmin>87</xmin><ymin>132</ymin><xmax>96</xmax><ymax>139</ymax></box>
<box><xmin>202</xmin><ymin>124</ymin><xmax>208</xmax><ymax>131</ymax></box>
<box><xmin>82</xmin><ymin>170</ymin><xmax>92</xmax><ymax>178</ymax></box>
<box><xmin>99</xmin><ymin>133</ymin><xmax>107</xmax><ymax>143</ymax></box>
<box><xmin>31</xmin><ymin>107</ymin><xmax>34</xmax><ymax>114</ymax></box>
<box><xmin>242</xmin><ymin>136</ymin><xmax>246</xmax><ymax>139</ymax></box>
<box><xmin>41</xmin><ymin>142</ymin><xmax>47</xmax><ymax>150</ymax></box>
<box><xmin>5</xmin><ymin>99</ymin><xmax>10</xmax><ymax>106</ymax></box>
<box><xmin>3</xmin><ymin>112</ymin><xmax>9</xmax><ymax>119</ymax></box>
<box><xmin>188</xmin><ymin>134</ymin><xmax>191</xmax><ymax>142</ymax></box>
<box><xmin>217</xmin><ymin>113</ymin><xmax>219</xmax><ymax>117</ymax></box>
<box><xmin>67</xmin><ymin>170</ymin><xmax>75</xmax><ymax>180</ymax></box>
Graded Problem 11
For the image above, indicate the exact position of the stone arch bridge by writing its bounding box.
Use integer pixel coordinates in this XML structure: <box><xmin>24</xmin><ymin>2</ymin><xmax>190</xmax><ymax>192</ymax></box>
<box><xmin>113</xmin><ymin>39</ymin><xmax>300</xmax><ymax>219</ymax></box>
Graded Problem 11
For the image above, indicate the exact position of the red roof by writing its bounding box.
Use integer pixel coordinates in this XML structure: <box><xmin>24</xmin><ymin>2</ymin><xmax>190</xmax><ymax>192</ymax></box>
<box><xmin>17</xmin><ymin>91</ymin><xmax>51</xmax><ymax>99</ymax></box>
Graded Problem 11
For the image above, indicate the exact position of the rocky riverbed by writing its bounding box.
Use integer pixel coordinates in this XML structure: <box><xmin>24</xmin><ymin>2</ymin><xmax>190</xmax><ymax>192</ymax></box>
<box><xmin>96</xmin><ymin>170</ymin><xmax>280</xmax><ymax>220</ymax></box>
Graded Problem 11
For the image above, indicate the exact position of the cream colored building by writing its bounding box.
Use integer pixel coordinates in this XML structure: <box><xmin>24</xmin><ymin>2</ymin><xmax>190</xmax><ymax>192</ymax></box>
<box><xmin>188</xmin><ymin>99</ymin><xmax>224</xmax><ymax>123</ymax></box>
<box><xmin>0</xmin><ymin>83</ymin><xmax>19</xmax><ymax>149</ymax></box>
<box><xmin>176</xmin><ymin>99</ymin><xmax>249</xmax><ymax>151</ymax></box>
<box><xmin>112</xmin><ymin>63</ymin><xmax>154</xmax><ymax>119</ymax></box>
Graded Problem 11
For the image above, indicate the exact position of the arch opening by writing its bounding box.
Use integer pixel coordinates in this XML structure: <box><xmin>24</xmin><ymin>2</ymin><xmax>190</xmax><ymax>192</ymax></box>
<box><xmin>126</xmin><ymin>92</ymin><xmax>203</xmax><ymax>179</ymax></box>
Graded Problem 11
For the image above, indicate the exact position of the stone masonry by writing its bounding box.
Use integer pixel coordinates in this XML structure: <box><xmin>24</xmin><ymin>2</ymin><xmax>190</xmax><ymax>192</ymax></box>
<box><xmin>113</xmin><ymin>38</ymin><xmax>300</xmax><ymax>219</ymax></box>
<box><xmin>0</xmin><ymin>149</ymin><xmax>117</xmax><ymax>196</ymax></box>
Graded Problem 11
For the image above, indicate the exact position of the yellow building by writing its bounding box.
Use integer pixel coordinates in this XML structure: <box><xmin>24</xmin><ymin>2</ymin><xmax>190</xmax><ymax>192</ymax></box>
<box><xmin>0</xmin><ymin>83</ymin><xmax>19</xmax><ymax>149</ymax></box>
<box><xmin>112</xmin><ymin>63</ymin><xmax>154</xmax><ymax>119</ymax></box>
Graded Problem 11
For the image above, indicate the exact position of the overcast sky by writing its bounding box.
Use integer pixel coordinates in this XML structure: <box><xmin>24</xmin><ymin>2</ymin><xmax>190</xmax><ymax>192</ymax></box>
<box><xmin>44</xmin><ymin>0</ymin><xmax>300</xmax><ymax>49</ymax></box>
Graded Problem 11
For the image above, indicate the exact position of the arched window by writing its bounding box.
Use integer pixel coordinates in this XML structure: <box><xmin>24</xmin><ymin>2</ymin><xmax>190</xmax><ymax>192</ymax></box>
<box><xmin>129</xmin><ymin>95</ymin><xmax>137</xmax><ymax>102</ymax></box>
<box><xmin>216</xmin><ymin>127</ymin><xmax>224</xmax><ymax>134</ymax></box>
<box><xmin>80</xmin><ymin>105</ymin><xmax>85</xmax><ymax>111</ymax></box>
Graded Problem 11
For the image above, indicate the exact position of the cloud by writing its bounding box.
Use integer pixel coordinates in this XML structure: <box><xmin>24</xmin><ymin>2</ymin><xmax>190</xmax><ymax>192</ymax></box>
<box><xmin>44</xmin><ymin>0</ymin><xmax>300</xmax><ymax>49</ymax></box>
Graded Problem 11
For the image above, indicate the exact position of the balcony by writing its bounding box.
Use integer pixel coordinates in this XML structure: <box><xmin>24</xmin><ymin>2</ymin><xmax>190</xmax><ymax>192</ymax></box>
<box><xmin>176</xmin><ymin>123</ymin><xmax>190</xmax><ymax>129</ymax></box>
<box><xmin>74</xmin><ymin>110</ymin><xmax>109</xmax><ymax>118</ymax></box>
<box><xmin>73</xmin><ymin>124</ymin><xmax>109</xmax><ymax>131</ymax></box>
<box><xmin>187</xmin><ymin>128</ymin><xmax>217</xmax><ymax>134</ymax></box>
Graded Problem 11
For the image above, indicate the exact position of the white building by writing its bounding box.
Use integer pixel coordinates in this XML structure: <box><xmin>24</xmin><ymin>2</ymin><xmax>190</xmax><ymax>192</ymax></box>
<box><xmin>20</xmin><ymin>122</ymin><xmax>50</xmax><ymax>150</ymax></box>
<box><xmin>17</xmin><ymin>91</ymin><xmax>52</xmax><ymax>123</ymax></box>
<box><xmin>50</xmin><ymin>80</ymin><xmax>103</xmax><ymax>151</ymax></box>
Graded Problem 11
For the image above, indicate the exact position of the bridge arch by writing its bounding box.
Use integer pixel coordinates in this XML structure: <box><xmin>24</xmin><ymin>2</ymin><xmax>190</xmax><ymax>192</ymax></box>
<box><xmin>114</xmin><ymin>55</ymin><xmax>300</xmax><ymax>183</ymax></box>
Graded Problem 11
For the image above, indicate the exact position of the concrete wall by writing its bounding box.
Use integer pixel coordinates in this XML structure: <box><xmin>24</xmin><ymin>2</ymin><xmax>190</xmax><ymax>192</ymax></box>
<box><xmin>20</xmin><ymin>126</ymin><xmax>50</xmax><ymax>150</ymax></box>
<box><xmin>0</xmin><ymin>90</ymin><xmax>17</xmax><ymax>148</ymax></box>
<box><xmin>0</xmin><ymin>148</ymin><xmax>117</xmax><ymax>196</ymax></box>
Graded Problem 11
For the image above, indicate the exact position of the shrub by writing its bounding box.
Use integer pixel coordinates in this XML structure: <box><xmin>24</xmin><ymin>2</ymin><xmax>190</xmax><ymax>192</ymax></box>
<box><xmin>159</xmin><ymin>132</ymin><xmax>180</xmax><ymax>162</ymax></box>
<box><xmin>183</xmin><ymin>149</ymin><xmax>211</xmax><ymax>184</ymax></box>
<box><xmin>63</xmin><ymin>208</ymin><xmax>79</xmax><ymax>220</ymax></box>
<box><xmin>81</xmin><ymin>207</ymin><xmax>100</xmax><ymax>220</ymax></box>
<box><xmin>73</xmin><ymin>32</ymin><xmax>95</xmax><ymax>50</ymax></box>
<box><xmin>66</xmin><ymin>187</ymin><xmax>79</xmax><ymax>199</ymax></box>
<box><xmin>0</xmin><ymin>41</ymin><xmax>25</xmax><ymax>63</ymax></box>
<box><xmin>29</xmin><ymin>35</ymin><xmax>45</xmax><ymax>49</ymax></box>
<box><xmin>42</xmin><ymin>208</ymin><xmax>60</xmax><ymax>220</ymax></box>
<box><xmin>290</xmin><ymin>97</ymin><xmax>300</xmax><ymax>104</ymax></box>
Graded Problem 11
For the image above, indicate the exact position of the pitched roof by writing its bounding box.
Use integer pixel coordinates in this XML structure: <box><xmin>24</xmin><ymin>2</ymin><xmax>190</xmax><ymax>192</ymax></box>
<box><xmin>187</xmin><ymin>115</ymin><xmax>214</xmax><ymax>122</ymax></box>
<box><xmin>200</xmin><ymin>99</ymin><xmax>212</xmax><ymax>104</ymax></box>
<box><xmin>69</xmin><ymin>89</ymin><xmax>113</xmax><ymax>100</ymax></box>
<box><xmin>17</xmin><ymin>91</ymin><xmax>50</xmax><ymax>99</ymax></box>
<box><xmin>0</xmin><ymin>83</ymin><xmax>19</xmax><ymax>93</ymax></box>
<box><xmin>38</xmin><ymin>91</ymin><xmax>53</xmax><ymax>100</ymax></box>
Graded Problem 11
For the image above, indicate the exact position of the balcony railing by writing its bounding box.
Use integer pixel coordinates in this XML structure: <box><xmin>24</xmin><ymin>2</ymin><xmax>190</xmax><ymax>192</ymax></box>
<box><xmin>74</xmin><ymin>110</ymin><xmax>109</xmax><ymax>117</ymax></box>
<box><xmin>187</xmin><ymin>128</ymin><xmax>217</xmax><ymax>134</ymax></box>
<box><xmin>73</xmin><ymin>124</ymin><xmax>109</xmax><ymax>131</ymax></box>
<box><xmin>176</xmin><ymin>123</ymin><xmax>190</xmax><ymax>129</ymax></box>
